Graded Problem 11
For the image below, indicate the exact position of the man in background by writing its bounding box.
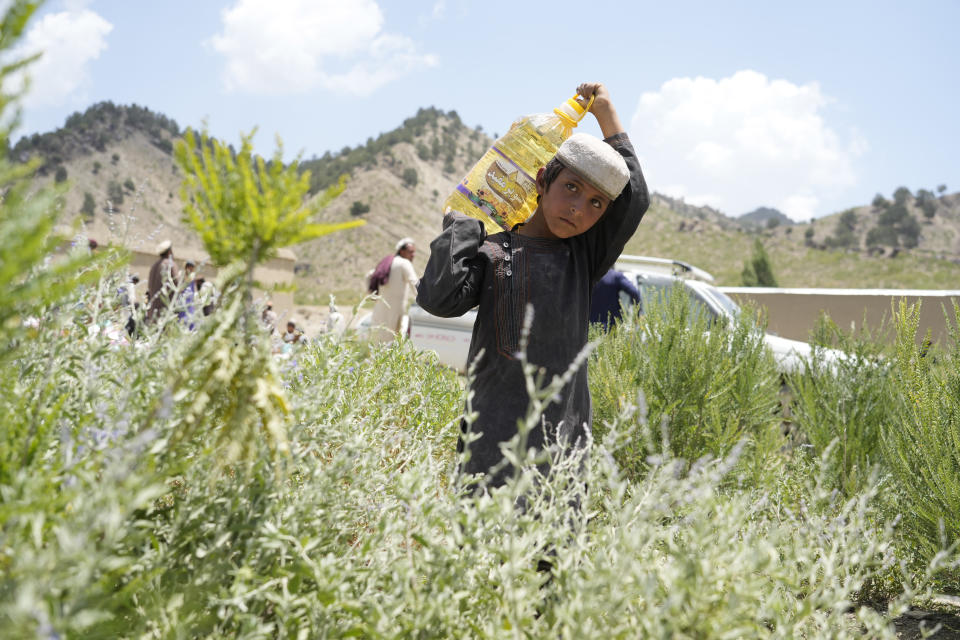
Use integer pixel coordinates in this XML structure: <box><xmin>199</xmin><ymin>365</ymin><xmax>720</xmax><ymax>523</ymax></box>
<box><xmin>147</xmin><ymin>240</ymin><xmax>179</xmax><ymax>323</ymax></box>
<box><xmin>367</xmin><ymin>237</ymin><xmax>418</xmax><ymax>344</ymax></box>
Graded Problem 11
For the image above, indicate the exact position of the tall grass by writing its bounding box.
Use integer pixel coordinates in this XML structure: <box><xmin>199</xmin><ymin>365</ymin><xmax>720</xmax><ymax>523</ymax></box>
<box><xmin>4</xmin><ymin>289</ymin><xmax>951</xmax><ymax>637</ymax></box>
<box><xmin>589</xmin><ymin>288</ymin><xmax>784</xmax><ymax>486</ymax></box>
<box><xmin>788</xmin><ymin>302</ymin><xmax>960</xmax><ymax>589</ymax></box>
<box><xmin>788</xmin><ymin>314</ymin><xmax>897</xmax><ymax>498</ymax></box>
<box><xmin>882</xmin><ymin>302</ymin><xmax>960</xmax><ymax>576</ymax></box>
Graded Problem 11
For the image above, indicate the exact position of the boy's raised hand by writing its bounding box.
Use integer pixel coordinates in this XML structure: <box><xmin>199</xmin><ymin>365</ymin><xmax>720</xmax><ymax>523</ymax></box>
<box><xmin>576</xmin><ymin>82</ymin><xmax>609</xmax><ymax>110</ymax></box>
<box><xmin>575</xmin><ymin>81</ymin><xmax>624</xmax><ymax>138</ymax></box>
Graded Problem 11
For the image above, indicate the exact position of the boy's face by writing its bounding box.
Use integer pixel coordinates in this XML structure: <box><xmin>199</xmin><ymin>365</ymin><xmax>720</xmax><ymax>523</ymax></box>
<box><xmin>535</xmin><ymin>166</ymin><xmax>611</xmax><ymax>239</ymax></box>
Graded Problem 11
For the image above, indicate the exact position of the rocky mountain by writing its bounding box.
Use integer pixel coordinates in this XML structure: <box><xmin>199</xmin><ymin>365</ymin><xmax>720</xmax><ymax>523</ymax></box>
<box><xmin>738</xmin><ymin>206</ymin><xmax>793</xmax><ymax>229</ymax></box>
<box><xmin>17</xmin><ymin>102</ymin><xmax>960</xmax><ymax>302</ymax></box>
<box><xmin>16</xmin><ymin>102</ymin><xmax>192</xmax><ymax>256</ymax></box>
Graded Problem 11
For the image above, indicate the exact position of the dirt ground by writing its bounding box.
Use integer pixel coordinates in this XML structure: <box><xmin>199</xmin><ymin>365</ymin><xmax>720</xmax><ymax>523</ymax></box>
<box><xmin>893</xmin><ymin>610</ymin><xmax>960</xmax><ymax>638</ymax></box>
<box><xmin>893</xmin><ymin>603</ymin><xmax>960</xmax><ymax>640</ymax></box>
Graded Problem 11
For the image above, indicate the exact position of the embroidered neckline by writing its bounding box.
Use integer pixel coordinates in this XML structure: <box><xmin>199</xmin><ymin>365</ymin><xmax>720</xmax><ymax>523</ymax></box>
<box><xmin>499</xmin><ymin>226</ymin><xmax>566</xmax><ymax>248</ymax></box>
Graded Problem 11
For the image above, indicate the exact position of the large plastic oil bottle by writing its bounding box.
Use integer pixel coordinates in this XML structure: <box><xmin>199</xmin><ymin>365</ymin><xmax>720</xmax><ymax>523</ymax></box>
<box><xmin>445</xmin><ymin>94</ymin><xmax>594</xmax><ymax>233</ymax></box>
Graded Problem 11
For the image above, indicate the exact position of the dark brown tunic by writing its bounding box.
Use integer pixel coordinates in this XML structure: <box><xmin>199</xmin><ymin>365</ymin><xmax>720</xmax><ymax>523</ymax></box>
<box><xmin>417</xmin><ymin>133</ymin><xmax>649</xmax><ymax>486</ymax></box>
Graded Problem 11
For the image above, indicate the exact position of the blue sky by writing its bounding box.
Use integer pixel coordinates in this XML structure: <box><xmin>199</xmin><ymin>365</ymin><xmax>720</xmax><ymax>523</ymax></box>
<box><xmin>10</xmin><ymin>0</ymin><xmax>959</xmax><ymax>220</ymax></box>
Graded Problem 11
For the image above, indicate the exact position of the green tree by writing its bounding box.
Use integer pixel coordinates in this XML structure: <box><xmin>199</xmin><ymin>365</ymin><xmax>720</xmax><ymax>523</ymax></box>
<box><xmin>866</xmin><ymin>224</ymin><xmax>899</xmax><ymax>247</ymax></box>
<box><xmin>879</xmin><ymin>202</ymin><xmax>909</xmax><ymax>227</ymax></box>
<box><xmin>937</xmin><ymin>184</ymin><xmax>947</xmax><ymax>194</ymax></box>
<box><xmin>123</xmin><ymin>177</ymin><xmax>135</xmax><ymax>192</ymax></box>
<box><xmin>825</xmin><ymin>209</ymin><xmax>857</xmax><ymax>248</ymax></box>
<box><xmin>401</xmin><ymin>167</ymin><xmax>418</xmax><ymax>188</ymax></box>
<box><xmin>53</xmin><ymin>164</ymin><xmax>67</xmax><ymax>183</ymax></box>
<box><xmin>893</xmin><ymin>186</ymin><xmax>912</xmax><ymax>206</ymax></box>
<box><xmin>916</xmin><ymin>189</ymin><xmax>937</xmax><ymax>220</ymax></box>
<box><xmin>350</xmin><ymin>200</ymin><xmax>370</xmax><ymax>216</ymax></box>
<box><xmin>898</xmin><ymin>214</ymin><xmax>921</xmax><ymax>248</ymax></box>
<box><xmin>871</xmin><ymin>193</ymin><xmax>889</xmax><ymax>209</ymax></box>
<box><xmin>92</xmin><ymin>160</ymin><xmax>101</xmax><ymax>174</ymax></box>
<box><xmin>169</xmin><ymin>128</ymin><xmax>364</xmax><ymax>465</ymax></box>
<box><xmin>838</xmin><ymin>209</ymin><xmax>857</xmax><ymax>230</ymax></box>
<box><xmin>106</xmin><ymin>180</ymin><xmax>123</xmax><ymax>205</ymax></box>
<box><xmin>175</xmin><ymin>128</ymin><xmax>361</xmax><ymax>268</ymax></box>
<box><xmin>415</xmin><ymin>141</ymin><xmax>430</xmax><ymax>161</ymax></box>
<box><xmin>80</xmin><ymin>191</ymin><xmax>96</xmax><ymax>220</ymax></box>
<box><xmin>740</xmin><ymin>239</ymin><xmax>778</xmax><ymax>286</ymax></box>
<box><xmin>110</xmin><ymin>152</ymin><xmax>119</xmax><ymax>165</ymax></box>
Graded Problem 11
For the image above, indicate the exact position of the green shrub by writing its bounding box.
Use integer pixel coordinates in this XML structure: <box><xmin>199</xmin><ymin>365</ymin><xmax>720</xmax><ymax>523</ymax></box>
<box><xmin>741</xmin><ymin>238</ymin><xmax>778</xmax><ymax>286</ymax></box>
<box><xmin>872</xmin><ymin>193</ymin><xmax>890</xmax><ymax>209</ymax></box>
<box><xmin>401</xmin><ymin>167</ymin><xmax>418</xmax><ymax>188</ymax></box>
<box><xmin>80</xmin><ymin>191</ymin><xmax>96</xmax><ymax>220</ymax></box>
<box><xmin>788</xmin><ymin>313</ymin><xmax>897</xmax><ymax>497</ymax></box>
<box><xmin>893</xmin><ymin>186</ymin><xmax>912</xmax><ymax>206</ymax></box>
<box><xmin>106</xmin><ymin>179</ymin><xmax>123</xmax><ymax>205</ymax></box>
<box><xmin>349</xmin><ymin>200</ymin><xmax>370</xmax><ymax>216</ymax></box>
<box><xmin>881</xmin><ymin>301</ymin><xmax>960</xmax><ymax>582</ymax></box>
<box><xmin>5</xmin><ymin>309</ymin><xmax>947</xmax><ymax>637</ymax></box>
<box><xmin>589</xmin><ymin>288</ymin><xmax>783</xmax><ymax>486</ymax></box>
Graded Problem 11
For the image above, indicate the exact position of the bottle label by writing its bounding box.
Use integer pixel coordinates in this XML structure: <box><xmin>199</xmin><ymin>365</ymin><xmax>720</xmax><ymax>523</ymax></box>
<box><xmin>457</xmin><ymin>146</ymin><xmax>538</xmax><ymax>229</ymax></box>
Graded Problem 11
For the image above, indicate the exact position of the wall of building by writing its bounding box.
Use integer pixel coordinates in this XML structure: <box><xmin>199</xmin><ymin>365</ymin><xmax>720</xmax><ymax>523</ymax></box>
<box><xmin>721</xmin><ymin>287</ymin><xmax>960</xmax><ymax>345</ymax></box>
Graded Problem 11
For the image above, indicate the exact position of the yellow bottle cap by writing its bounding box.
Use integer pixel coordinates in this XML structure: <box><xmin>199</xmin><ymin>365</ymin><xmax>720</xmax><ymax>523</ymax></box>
<box><xmin>553</xmin><ymin>94</ymin><xmax>595</xmax><ymax>127</ymax></box>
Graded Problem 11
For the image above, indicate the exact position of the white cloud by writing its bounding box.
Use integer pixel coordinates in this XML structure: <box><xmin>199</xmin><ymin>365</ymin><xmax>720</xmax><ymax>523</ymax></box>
<box><xmin>630</xmin><ymin>70</ymin><xmax>866</xmax><ymax>220</ymax></box>
<box><xmin>7</xmin><ymin>7</ymin><xmax>112</xmax><ymax>107</ymax></box>
<box><xmin>210</xmin><ymin>0</ymin><xmax>438</xmax><ymax>96</ymax></box>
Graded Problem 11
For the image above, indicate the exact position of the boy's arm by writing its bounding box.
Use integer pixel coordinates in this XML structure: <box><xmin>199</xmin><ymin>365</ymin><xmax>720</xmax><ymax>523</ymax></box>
<box><xmin>577</xmin><ymin>81</ymin><xmax>624</xmax><ymax>138</ymax></box>
<box><xmin>576</xmin><ymin>83</ymin><xmax>650</xmax><ymax>280</ymax></box>
<box><xmin>416</xmin><ymin>212</ymin><xmax>486</xmax><ymax>317</ymax></box>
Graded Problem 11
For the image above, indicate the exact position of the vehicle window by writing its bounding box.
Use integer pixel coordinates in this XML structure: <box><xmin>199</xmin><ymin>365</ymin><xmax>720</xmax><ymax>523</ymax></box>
<box><xmin>701</xmin><ymin>287</ymin><xmax>741</xmax><ymax>319</ymax></box>
<box><xmin>640</xmin><ymin>282</ymin><xmax>717</xmax><ymax>326</ymax></box>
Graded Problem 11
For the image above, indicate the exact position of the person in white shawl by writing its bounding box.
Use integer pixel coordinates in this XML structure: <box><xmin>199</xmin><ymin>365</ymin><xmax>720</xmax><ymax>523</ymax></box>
<box><xmin>367</xmin><ymin>237</ymin><xmax>418</xmax><ymax>343</ymax></box>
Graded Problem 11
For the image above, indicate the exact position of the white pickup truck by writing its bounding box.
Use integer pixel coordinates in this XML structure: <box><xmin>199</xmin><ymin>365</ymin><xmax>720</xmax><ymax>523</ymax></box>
<box><xmin>408</xmin><ymin>255</ymin><xmax>838</xmax><ymax>375</ymax></box>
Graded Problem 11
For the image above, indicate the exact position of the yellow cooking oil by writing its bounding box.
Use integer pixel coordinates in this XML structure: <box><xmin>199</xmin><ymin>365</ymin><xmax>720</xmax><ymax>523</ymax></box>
<box><xmin>444</xmin><ymin>94</ymin><xmax>593</xmax><ymax>233</ymax></box>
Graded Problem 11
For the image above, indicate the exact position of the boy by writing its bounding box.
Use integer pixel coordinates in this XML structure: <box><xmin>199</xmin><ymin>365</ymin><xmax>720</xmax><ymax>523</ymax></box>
<box><xmin>417</xmin><ymin>82</ymin><xmax>650</xmax><ymax>488</ymax></box>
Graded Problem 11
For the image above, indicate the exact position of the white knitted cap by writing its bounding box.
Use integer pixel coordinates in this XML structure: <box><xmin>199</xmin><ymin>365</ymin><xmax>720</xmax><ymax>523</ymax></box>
<box><xmin>555</xmin><ymin>133</ymin><xmax>629</xmax><ymax>201</ymax></box>
<box><xmin>395</xmin><ymin>237</ymin><xmax>415</xmax><ymax>252</ymax></box>
<box><xmin>155</xmin><ymin>239</ymin><xmax>172</xmax><ymax>255</ymax></box>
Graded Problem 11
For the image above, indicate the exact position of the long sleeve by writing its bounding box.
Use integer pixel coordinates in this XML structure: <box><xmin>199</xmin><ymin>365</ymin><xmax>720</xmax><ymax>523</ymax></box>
<box><xmin>580</xmin><ymin>133</ymin><xmax>650</xmax><ymax>281</ymax></box>
<box><xmin>416</xmin><ymin>212</ymin><xmax>486</xmax><ymax>317</ymax></box>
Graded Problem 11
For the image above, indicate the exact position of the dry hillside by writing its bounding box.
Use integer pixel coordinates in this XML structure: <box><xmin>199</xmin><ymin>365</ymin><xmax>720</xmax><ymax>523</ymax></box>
<box><xmin>18</xmin><ymin>102</ymin><xmax>960</xmax><ymax>302</ymax></box>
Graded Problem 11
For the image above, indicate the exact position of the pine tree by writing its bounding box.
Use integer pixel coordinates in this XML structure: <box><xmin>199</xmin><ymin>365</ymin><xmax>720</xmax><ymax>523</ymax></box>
<box><xmin>741</xmin><ymin>239</ymin><xmax>778</xmax><ymax>287</ymax></box>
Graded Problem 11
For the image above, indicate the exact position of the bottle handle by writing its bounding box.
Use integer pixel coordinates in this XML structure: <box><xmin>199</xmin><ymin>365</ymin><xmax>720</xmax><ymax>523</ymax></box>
<box><xmin>554</xmin><ymin>93</ymin><xmax>597</xmax><ymax>126</ymax></box>
<box><xmin>575</xmin><ymin>92</ymin><xmax>596</xmax><ymax>116</ymax></box>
